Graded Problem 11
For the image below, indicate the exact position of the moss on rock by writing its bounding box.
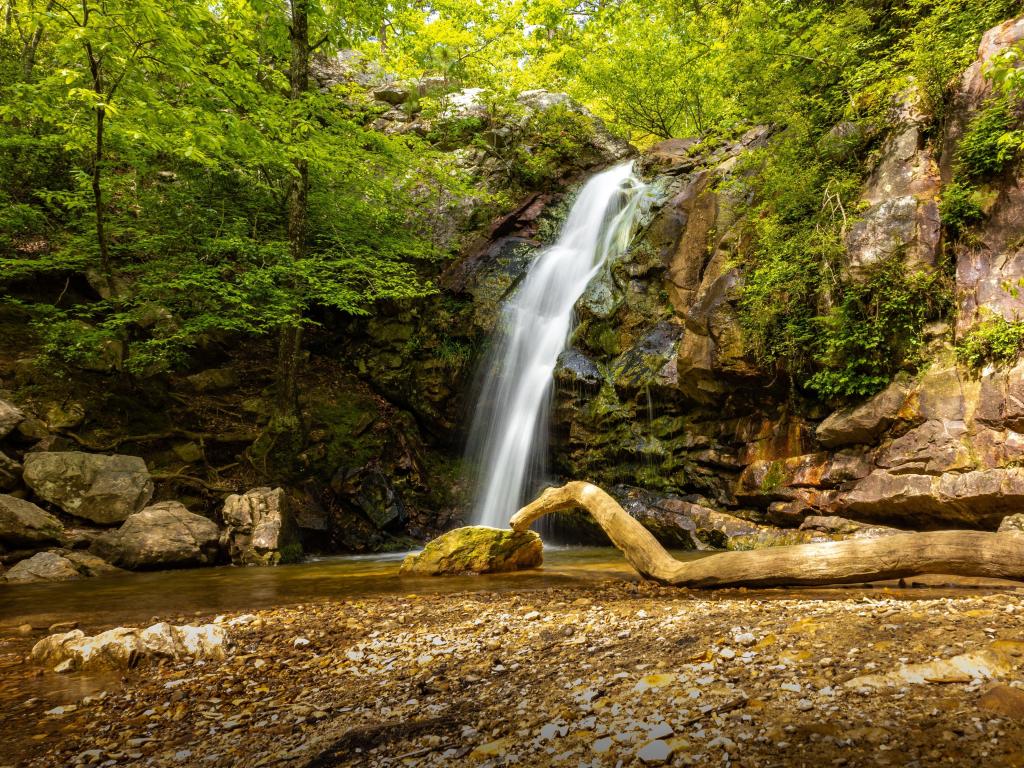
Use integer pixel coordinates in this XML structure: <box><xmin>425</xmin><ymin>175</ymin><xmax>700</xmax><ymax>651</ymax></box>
<box><xmin>399</xmin><ymin>526</ymin><xmax>543</xmax><ymax>576</ymax></box>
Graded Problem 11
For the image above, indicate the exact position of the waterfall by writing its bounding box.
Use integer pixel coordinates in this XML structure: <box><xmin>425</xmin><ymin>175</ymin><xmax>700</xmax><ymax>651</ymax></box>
<box><xmin>467</xmin><ymin>161</ymin><xmax>648</xmax><ymax>529</ymax></box>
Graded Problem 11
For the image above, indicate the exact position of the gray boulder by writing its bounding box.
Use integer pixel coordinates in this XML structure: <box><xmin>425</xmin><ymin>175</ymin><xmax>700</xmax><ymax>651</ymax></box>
<box><xmin>0</xmin><ymin>494</ymin><xmax>63</xmax><ymax>548</ymax></box>
<box><xmin>23</xmin><ymin>452</ymin><xmax>153</xmax><ymax>524</ymax></box>
<box><xmin>91</xmin><ymin>501</ymin><xmax>220</xmax><ymax>569</ymax></box>
<box><xmin>0</xmin><ymin>397</ymin><xmax>24</xmax><ymax>438</ymax></box>
<box><xmin>3</xmin><ymin>551</ymin><xmax>81</xmax><ymax>583</ymax></box>
<box><xmin>221</xmin><ymin>487</ymin><xmax>299</xmax><ymax>565</ymax></box>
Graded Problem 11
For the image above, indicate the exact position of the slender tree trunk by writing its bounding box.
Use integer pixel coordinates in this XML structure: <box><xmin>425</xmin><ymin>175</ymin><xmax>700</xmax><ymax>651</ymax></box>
<box><xmin>512</xmin><ymin>482</ymin><xmax>1024</xmax><ymax>588</ymax></box>
<box><xmin>85</xmin><ymin>40</ymin><xmax>113</xmax><ymax>294</ymax></box>
<box><xmin>273</xmin><ymin>0</ymin><xmax>311</xmax><ymax>420</ymax></box>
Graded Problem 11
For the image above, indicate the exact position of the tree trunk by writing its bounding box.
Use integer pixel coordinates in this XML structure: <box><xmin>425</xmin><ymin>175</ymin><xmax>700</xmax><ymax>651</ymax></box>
<box><xmin>273</xmin><ymin>0</ymin><xmax>311</xmax><ymax>422</ymax></box>
<box><xmin>511</xmin><ymin>482</ymin><xmax>1024</xmax><ymax>588</ymax></box>
<box><xmin>84</xmin><ymin>39</ymin><xmax>113</xmax><ymax>293</ymax></box>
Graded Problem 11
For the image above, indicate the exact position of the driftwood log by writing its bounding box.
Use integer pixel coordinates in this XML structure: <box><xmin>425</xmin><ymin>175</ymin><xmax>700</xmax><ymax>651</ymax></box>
<box><xmin>510</xmin><ymin>481</ymin><xmax>1024</xmax><ymax>588</ymax></box>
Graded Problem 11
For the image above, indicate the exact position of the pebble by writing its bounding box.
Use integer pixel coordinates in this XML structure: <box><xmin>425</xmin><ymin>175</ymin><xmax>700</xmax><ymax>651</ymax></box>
<box><xmin>797</xmin><ymin>698</ymin><xmax>814</xmax><ymax>711</ymax></box>
<box><xmin>637</xmin><ymin>739</ymin><xmax>674</xmax><ymax>764</ymax></box>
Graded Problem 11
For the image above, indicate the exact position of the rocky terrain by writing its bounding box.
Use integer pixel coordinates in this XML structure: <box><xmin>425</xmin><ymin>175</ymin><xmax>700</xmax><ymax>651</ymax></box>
<box><xmin>2</xmin><ymin>580</ymin><xmax>1022</xmax><ymax>767</ymax></box>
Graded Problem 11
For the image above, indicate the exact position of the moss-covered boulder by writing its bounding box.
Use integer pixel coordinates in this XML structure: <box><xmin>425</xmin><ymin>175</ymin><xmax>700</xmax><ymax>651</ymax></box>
<box><xmin>399</xmin><ymin>526</ymin><xmax>542</xmax><ymax>576</ymax></box>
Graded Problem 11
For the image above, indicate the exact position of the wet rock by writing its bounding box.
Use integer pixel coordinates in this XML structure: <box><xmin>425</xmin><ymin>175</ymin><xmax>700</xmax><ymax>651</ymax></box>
<box><xmin>3</xmin><ymin>552</ymin><xmax>82</xmax><ymax>583</ymax></box>
<box><xmin>555</xmin><ymin>349</ymin><xmax>603</xmax><ymax>389</ymax></box>
<box><xmin>91</xmin><ymin>501</ymin><xmax>220</xmax><ymax>570</ymax></box>
<box><xmin>816</xmin><ymin>376</ymin><xmax>914</xmax><ymax>447</ymax></box>
<box><xmin>22</xmin><ymin>452</ymin><xmax>153</xmax><ymax>524</ymax></box>
<box><xmin>0</xmin><ymin>494</ymin><xmax>63</xmax><ymax>548</ymax></box>
<box><xmin>30</xmin><ymin>622</ymin><xmax>228</xmax><ymax>671</ymax></box>
<box><xmin>0</xmin><ymin>397</ymin><xmax>24</xmax><ymax>438</ymax></box>
<box><xmin>399</xmin><ymin>526</ymin><xmax>542</xmax><ymax>576</ymax></box>
<box><xmin>221</xmin><ymin>487</ymin><xmax>300</xmax><ymax>566</ymax></box>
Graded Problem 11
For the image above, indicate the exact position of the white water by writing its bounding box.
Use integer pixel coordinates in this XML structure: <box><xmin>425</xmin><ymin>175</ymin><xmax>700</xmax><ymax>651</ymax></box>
<box><xmin>467</xmin><ymin>161</ymin><xmax>647</xmax><ymax>528</ymax></box>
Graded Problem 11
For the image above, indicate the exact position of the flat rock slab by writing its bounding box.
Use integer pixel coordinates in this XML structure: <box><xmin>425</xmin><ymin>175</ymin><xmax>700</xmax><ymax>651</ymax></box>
<box><xmin>400</xmin><ymin>526</ymin><xmax>543</xmax><ymax>576</ymax></box>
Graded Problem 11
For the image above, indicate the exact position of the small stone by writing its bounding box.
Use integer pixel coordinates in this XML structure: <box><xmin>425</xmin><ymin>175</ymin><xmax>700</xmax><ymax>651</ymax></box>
<box><xmin>781</xmin><ymin>682</ymin><xmax>802</xmax><ymax>693</ymax></box>
<box><xmin>523</xmin><ymin>611</ymin><xmax>541</xmax><ymax>621</ymax></box>
<box><xmin>734</xmin><ymin>632</ymin><xmax>756</xmax><ymax>647</ymax></box>
<box><xmin>17</xmin><ymin>624</ymin><xmax>33</xmax><ymax>635</ymax></box>
<box><xmin>592</xmin><ymin>737</ymin><xmax>613</xmax><ymax>753</ymax></box>
<box><xmin>647</xmin><ymin>722</ymin><xmax>674</xmax><ymax>740</ymax></box>
<box><xmin>637</xmin><ymin>739</ymin><xmax>674</xmax><ymax>764</ymax></box>
<box><xmin>718</xmin><ymin>647</ymin><xmax>736</xmax><ymax>660</ymax></box>
<box><xmin>797</xmin><ymin>699</ymin><xmax>814</xmax><ymax>711</ymax></box>
<box><xmin>292</xmin><ymin>637</ymin><xmax>310</xmax><ymax>648</ymax></box>
<box><xmin>53</xmin><ymin>659</ymin><xmax>74</xmax><ymax>674</ymax></box>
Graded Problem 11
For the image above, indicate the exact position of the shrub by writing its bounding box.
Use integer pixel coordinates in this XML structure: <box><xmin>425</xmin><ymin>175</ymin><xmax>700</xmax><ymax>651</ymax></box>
<box><xmin>938</xmin><ymin>181</ymin><xmax>984</xmax><ymax>238</ymax></box>
<box><xmin>956</xmin><ymin>316</ymin><xmax>1024</xmax><ymax>368</ymax></box>
<box><xmin>956</xmin><ymin>97</ymin><xmax>1019</xmax><ymax>179</ymax></box>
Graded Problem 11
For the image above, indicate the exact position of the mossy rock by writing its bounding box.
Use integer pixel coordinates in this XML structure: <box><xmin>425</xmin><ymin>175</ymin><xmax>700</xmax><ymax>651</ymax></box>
<box><xmin>399</xmin><ymin>526</ymin><xmax>543</xmax><ymax>576</ymax></box>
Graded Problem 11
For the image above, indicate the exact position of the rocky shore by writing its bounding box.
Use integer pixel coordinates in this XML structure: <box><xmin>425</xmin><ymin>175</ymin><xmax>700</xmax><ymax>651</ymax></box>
<box><xmin>3</xmin><ymin>580</ymin><xmax>1023</xmax><ymax>767</ymax></box>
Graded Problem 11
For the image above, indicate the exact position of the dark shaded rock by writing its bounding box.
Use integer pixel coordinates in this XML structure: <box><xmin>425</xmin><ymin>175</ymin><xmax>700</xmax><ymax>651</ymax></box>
<box><xmin>185</xmin><ymin>367</ymin><xmax>238</xmax><ymax>393</ymax></box>
<box><xmin>373</xmin><ymin>83</ymin><xmax>411</xmax><ymax>105</ymax></box>
<box><xmin>0</xmin><ymin>494</ymin><xmax>63</xmax><ymax>548</ymax></box>
<box><xmin>332</xmin><ymin>467</ymin><xmax>406</xmax><ymax>530</ymax></box>
<box><xmin>91</xmin><ymin>501</ymin><xmax>220</xmax><ymax>569</ymax></box>
<box><xmin>23</xmin><ymin>452</ymin><xmax>153</xmax><ymax>524</ymax></box>
<box><xmin>399</xmin><ymin>526</ymin><xmax>542</xmax><ymax>575</ymax></box>
<box><xmin>0</xmin><ymin>451</ymin><xmax>23</xmax><ymax>491</ymax></box>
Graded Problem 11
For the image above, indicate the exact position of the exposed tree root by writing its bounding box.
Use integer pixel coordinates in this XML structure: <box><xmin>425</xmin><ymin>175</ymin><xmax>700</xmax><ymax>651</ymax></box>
<box><xmin>511</xmin><ymin>481</ymin><xmax>1024</xmax><ymax>588</ymax></box>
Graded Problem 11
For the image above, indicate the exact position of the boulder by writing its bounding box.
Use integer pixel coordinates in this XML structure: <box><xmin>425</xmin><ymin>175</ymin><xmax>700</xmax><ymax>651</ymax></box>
<box><xmin>0</xmin><ymin>397</ymin><xmax>24</xmax><ymax>438</ymax></box>
<box><xmin>90</xmin><ymin>501</ymin><xmax>220</xmax><ymax>569</ymax></box>
<box><xmin>30</xmin><ymin>622</ymin><xmax>228</xmax><ymax>671</ymax></box>
<box><xmin>185</xmin><ymin>367</ymin><xmax>238</xmax><ymax>393</ymax></box>
<box><xmin>331</xmin><ymin>467</ymin><xmax>405</xmax><ymax>530</ymax></box>
<box><xmin>221</xmin><ymin>487</ymin><xmax>299</xmax><ymax>566</ymax></box>
<box><xmin>0</xmin><ymin>450</ymin><xmax>21</xmax><ymax>491</ymax></box>
<box><xmin>999</xmin><ymin>514</ymin><xmax>1024</xmax><ymax>533</ymax></box>
<box><xmin>22</xmin><ymin>452</ymin><xmax>153</xmax><ymax>524</ymax></box>
<box><xmin>372</xmin><ymin>83</ymin><xmax>411</xmax><ymax>105</ymax></box>
<box><xmin>400</xmin><ymin>526</ymin><xmax>542</xmax><ymax>576</ymax></box>
<box><xmin>0</xmin><ymin>494</ymin><xmax>63</xmax><ymax>548</ymax></box>
<box><xmin>816</xmin><ymin>376</ymin><xmax>914</xmax><ymax>447</ymax></box>
<box><xmin>3</xmin><ymin>551</ymin><xmax>82</xmax><ymax>583</ymax></box>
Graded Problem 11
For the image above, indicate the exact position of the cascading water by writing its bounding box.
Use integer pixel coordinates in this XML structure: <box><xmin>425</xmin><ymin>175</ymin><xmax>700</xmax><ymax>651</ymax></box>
<box><xmin>467</xmin><ymin>161</ymin><xmax>648</xmax><ymax>529</ymax></box>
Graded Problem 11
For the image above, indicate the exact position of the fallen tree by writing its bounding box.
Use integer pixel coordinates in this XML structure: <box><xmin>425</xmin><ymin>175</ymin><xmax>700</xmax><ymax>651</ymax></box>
<box><xmin>510</xmin><ymin>481</ymin><xmax>1024</xmax><ymax>588</ymax></box>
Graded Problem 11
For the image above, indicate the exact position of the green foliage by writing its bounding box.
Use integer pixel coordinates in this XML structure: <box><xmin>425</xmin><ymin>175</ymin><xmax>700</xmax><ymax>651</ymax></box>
<box><xmin>956</xmin><ymin>97</ymin><xmax>1019</xmax><ymax>179</ymax></box>
<box><xmin>956</xmin><ymin>316</ymin><xmax>1024</xmax><ymax>368</ymax></box>
<box><xmin>939</xmin><ymin>181</ymin><xmax>985</xmax><ymax>238</ymax></box>
<box><xmin>508</xmin><ymin>103</ymin><xmax>596</xmax><ymax>187</ymax></box>
<box><xmin>808</xmin><ymin>261</ymin><xmax>952</xmax><ymax>398</ymax></box>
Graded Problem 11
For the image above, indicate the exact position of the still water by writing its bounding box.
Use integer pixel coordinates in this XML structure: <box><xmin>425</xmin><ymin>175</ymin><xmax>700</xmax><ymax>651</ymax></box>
<box><xmin>0</xmin><ymin>547</ymin><xmax>675</xmax><ymax>633</ymax></box>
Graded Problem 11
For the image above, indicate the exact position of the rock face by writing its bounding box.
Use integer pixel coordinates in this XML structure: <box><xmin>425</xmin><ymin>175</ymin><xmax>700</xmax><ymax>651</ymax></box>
<box><xmin>0</xmin><ymin>494</ymin><xmax>63</xmax><ymax>548</ymax></box>
<box><xmin>400</xmin><ymin>526</ymin><xmax>543</xmax><ymax>575</ymax></box>
<box><xmin>0</xmin><ymin>451</ymin><xmax>21</xmax><ymax>491</ymax></box>
<box><xmin>998</xmin><ymin>514</ymin><xmax>1024</xmax><ymax>533</ymax></box>
<box><xmin>221</xmin><ymin>487</ymin><xmax>299</xmax><ymax>566</ymax></box>
<box><xmin>91</xmin><ymin>501</ymin><xmax>220</xmax><ymax>569</ymax></box>
<box><xmin>22</xmin><ymin>452</ymin><xmax>154</xmax><ymax>524</ymax></box>
<box><xmin>30</xmin><ymin>622</ymin><xmax>228</xmax><ymax>671</ymax></box>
